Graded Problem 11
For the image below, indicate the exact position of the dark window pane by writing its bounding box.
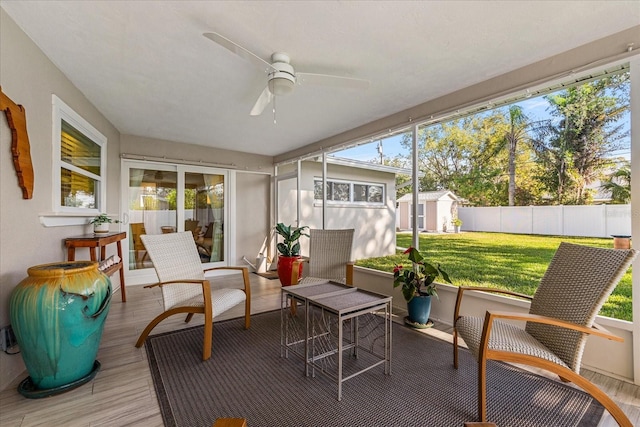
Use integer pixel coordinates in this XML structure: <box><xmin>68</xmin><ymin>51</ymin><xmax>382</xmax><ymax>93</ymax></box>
<box><xmin>354</xmin><ymin>184</ymin><xmax>367</xmax><ymax>202</ymax></box>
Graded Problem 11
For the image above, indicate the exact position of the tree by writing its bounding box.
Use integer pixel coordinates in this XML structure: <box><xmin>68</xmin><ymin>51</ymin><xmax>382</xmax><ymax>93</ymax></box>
<box><xmin>386</xmin><ymin>157</ymin><xmax>414</xmax><ymax>199</ymax></box>
<box><xmin>503</xmin><ymin>105</ymin><xmax>529</xmax><ymax>206</ymax></box>
<box><xmin>400</xmin><ymin>111</ymin><xmax>540</xmax><ymax>206</ymax></box>
<box><xmin>532</xmin><ymin>73</ymin><xmax>630</xmax><ymax>204</ymax></box>
<box><xmin>601</xmin><ymin>162</ymin><xmax>631</xmax><ymax>204</ymax></box>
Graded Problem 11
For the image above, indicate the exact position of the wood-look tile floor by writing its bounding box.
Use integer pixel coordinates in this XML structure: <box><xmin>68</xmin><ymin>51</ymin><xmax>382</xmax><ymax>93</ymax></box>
<box><xmin>0</xmin><ymin>274</ymin><xmax>638</xmax><ymax>426</ymax></box>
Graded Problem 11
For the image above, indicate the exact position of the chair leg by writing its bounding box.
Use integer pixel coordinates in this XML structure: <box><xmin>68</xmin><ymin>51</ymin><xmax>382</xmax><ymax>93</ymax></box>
<box><xmin>135</xmin><ymin>311</ymin><xmax>176</xmax><ymax>347</ymax></box>
<box><xmin>202</xmin><ymin>281</ymin><xmax>213</xmax><ymax>361</ymax></box>
<box><xmin>244</xmin><ymin>298</ymin><xmax>251</xmax><ymax>329</ymax></box>
<box><xmin>478</xmin><ymin>357</ymin><xmax>488</xmax><ymax>422</ymax></box>
<box><xmin>202</xmin><ymin>316</ymin><xmax>212</xmax><ymax>361</ymax></box>
<box><xmin>453</xmin><ymin>328</ymin><xmax>459</xmax><ymax>368</ymax></box>
<box><xmin>557</xmin><ymin>367</ymin><xmax>633</xmax><ymax>427</ymax></box>
<box><xmin>185</xmin><ymin>313</ymin><xmax>194</xmax><ymax>323</ymax></box>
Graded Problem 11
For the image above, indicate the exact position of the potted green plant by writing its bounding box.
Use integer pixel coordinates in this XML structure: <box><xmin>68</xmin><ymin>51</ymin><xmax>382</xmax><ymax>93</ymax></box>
<box><xmin>452</xmin><ymin>218</ymin><xmax>462</xmax><ymax>233</ymax></box>
<box><xmin>275</xmin><ymin>223</ymin><xmax>309</xmax><ymax>286</ymax></box>
<box><xmin>393</xmin><ymin>247</ymin><xmax>451</xmax><ymax>328</ymax></box>
<box><xmin>89</xmin><ymin>213</ymin><xmax>120</xmax><ymax>234</ymax></box>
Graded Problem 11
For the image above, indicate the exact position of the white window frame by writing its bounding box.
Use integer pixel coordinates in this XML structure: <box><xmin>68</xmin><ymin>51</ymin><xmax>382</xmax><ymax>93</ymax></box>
<box><xmin>52</xmin><ymin>95</ymin><xmax>107</xmax><ymax>215</ymax></box>
<box><xmin>314</xmin><ymin>177</ymin><xmax>385</xmax><ymax>206</ymax></box>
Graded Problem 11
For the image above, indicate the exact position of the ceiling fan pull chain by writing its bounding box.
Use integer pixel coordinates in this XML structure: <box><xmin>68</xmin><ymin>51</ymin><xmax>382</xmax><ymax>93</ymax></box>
<box><xmin>273</xmin><ymin>96</ymin><xmax>277</xmax><ymax>124</ymax></box>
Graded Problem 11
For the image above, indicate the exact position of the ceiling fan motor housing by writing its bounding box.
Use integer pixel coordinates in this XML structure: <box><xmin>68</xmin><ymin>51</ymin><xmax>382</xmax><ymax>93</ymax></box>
<box><xmin>268</xmin><ymin>53</ymin><xmax>296</xmax><ymax>96</ymax></box>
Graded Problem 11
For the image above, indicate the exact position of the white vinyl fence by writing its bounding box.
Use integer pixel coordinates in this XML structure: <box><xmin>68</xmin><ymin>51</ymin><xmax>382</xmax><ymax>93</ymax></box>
<box><xmin>458</xmin><ymin>204</ymin><xmax>631</xmax><ymax>238</ymax></box>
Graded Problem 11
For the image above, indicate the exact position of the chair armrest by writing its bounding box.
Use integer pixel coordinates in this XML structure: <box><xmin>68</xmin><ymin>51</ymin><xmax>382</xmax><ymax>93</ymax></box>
<box><xmin>143</xmin><ymin>279</ymin><xmax>207</xmax><ymax>289</ymax></box>
<box><xmin>453</xmin><ymin>286</ymin><xmax>532</xmax><ymax>325</ymax></box>
<box><xmin>143</xmin><ymin>279</ymin><xmax>212</xmax><ymax>308</ymax></box>
<box><xmin>346</xmin><ymin>262</ymin><xmax>354</xmax><ymax>286</ymax></box>
<box><xmin>290</xmin><ymin>259</ymin><xmax>303</xmax><ymax>285</ymax></box>
<box><xmin>483</xmin><ymin>310</ymin><xmax>624</xmax><ymax>342</ymax></box>
<box><xmin>203</xmin><ymin>266</ymin><xmax>251</xmax><ymax>297</ymax></box>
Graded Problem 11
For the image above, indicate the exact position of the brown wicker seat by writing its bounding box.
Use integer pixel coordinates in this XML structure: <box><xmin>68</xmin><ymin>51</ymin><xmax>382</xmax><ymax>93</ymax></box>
<box><xmin>453</xmin><ymin>242</ymin><xmax>637</xmax><ymax>426</ymax></box>
<box><xmin>292</xmin><ymin>228</ymin><xmax>355</xmax><ymax>286</ymax></box>
<box><xmin>135</xmin><ymin>232</ymin><xmax>250</xmax><ymax>360</ymax></box>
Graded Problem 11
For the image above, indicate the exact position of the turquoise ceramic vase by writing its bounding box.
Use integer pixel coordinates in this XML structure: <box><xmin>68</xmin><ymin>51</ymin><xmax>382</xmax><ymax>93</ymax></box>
<box><xmin>407</xmin><ymin>294</ymin><xmax>432</xmax><ymax>325</ymax></box>
<box><xmin>9</xmin><ymin>261</ymin><xmax>112</xmax><ymax>397</ymax></box>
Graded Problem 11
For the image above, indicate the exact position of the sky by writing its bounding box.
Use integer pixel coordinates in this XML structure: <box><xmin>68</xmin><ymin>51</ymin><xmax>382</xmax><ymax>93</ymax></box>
<box><xmin>333</xmin><ymin>93</ymin><xmax>630</xmax><ymax>163</ymax></box>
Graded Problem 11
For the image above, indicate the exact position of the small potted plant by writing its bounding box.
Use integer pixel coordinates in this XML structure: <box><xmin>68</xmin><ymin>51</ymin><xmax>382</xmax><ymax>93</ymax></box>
<box><xmin>393</xmin><ymin>247</ymin><xmax>451</xmax><ymax>328</ymax></box>
<box><xmin>275</xmin><ymin>223</ymin><xmax>309</xmax><ymax>286</ymax></box>
<box><xmin>89</xmin><ymin>213</ymin><xmax>120</xmax><ymax>234</ymax></box>
<box><xmin>452</xmin><ymin>218</ymin><xmax>462</xmax><ymax>233</ymax></box>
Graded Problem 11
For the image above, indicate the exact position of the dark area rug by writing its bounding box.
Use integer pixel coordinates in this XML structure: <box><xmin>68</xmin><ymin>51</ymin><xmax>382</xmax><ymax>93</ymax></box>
<box><xmin>145</xmin><ymin>310</ymin><xmax>603</xmax><ymax>427</ymax></box>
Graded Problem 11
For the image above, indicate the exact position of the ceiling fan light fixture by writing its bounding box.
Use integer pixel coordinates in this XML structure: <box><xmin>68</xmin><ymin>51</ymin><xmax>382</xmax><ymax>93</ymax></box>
<box><xmin>268</xmin><ymin>69</ymin><xmax>296</xmax><ymax>96</ymax></box>
<box><xmin>268</xmin><ymin>77</ymin><xmax>295</xmax><ymax>96</ymax></box>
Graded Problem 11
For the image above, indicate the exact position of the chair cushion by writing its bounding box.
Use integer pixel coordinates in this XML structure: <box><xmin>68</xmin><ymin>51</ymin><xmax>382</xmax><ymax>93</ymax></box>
<box><xmin>179</xmin><ymin>288</ymin><xmax>246</xmax><ymax>318</ymax></box>
<box><xmin>456</xmin><ymin>315</ymin><xmax>568</xmax><ymax>368</ymax></box>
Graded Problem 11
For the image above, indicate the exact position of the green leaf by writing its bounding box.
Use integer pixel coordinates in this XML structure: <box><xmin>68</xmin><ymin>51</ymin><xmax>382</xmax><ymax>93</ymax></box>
<box><xmin>439</xmin><ymin>267</ymin><xmax>452</xmax><ymax>284</ymax></box>
<box><xmin>291</xmin><ymin>242</ymin><xmax>300</xmax><ymax>256</ymax></box>
<box><xmin>277</xmin><ymin>242</ymin><xmax>290</xmax><ymax>257</ymax></box>
<box><xmin>402</xmin><ymin>286</ymin><xmax>415</xmax><ymax>302</ymax></box>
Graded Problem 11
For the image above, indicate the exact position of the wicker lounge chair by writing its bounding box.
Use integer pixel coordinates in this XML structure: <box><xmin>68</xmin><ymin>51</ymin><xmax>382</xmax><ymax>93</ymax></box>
<box><xmin>135</xmin><ymin>231</ymin><xmax>251</xmax><ymax>360</ymax></box>
<box><xmin>453</xmin><ymin>242</ymin><xmax>637</xmax><ymax>426</ymax></box>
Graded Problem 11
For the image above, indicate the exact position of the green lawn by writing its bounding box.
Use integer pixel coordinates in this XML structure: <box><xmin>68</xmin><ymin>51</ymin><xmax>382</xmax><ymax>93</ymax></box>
<box><xmin>355</xmin><ymin>232</ymin><xmax>633</xmax><ymax>321</ymax></box>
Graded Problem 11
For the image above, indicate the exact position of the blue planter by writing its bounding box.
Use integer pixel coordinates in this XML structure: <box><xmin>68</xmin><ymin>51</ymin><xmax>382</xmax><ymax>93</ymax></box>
<box><xmin>407</xmin><ymin>295</ymin><xmax>432</xmax><ymax>325</ymax></box>
<box><xmin>10</xmin><ymin>261</ymin><xmax>112</xmax><ymax>397</ymax></box>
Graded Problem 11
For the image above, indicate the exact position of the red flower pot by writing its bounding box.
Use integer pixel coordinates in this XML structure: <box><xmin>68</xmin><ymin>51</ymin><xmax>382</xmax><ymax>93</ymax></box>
<box><xmin>277</xmin><ymin>256</ymin><xmax>303</xmax><ymax>286</ymax></box>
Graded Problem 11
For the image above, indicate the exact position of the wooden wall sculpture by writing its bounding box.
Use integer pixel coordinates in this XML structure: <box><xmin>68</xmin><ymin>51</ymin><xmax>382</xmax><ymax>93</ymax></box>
<box><xmin>0</xmin><ymin>86</ymin><xmax>34</xmax><ymax>199</ymax></box>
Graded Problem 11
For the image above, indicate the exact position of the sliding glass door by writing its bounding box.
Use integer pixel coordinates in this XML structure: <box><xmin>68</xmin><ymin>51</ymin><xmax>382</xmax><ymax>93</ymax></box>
<box><xmin>121</xmin><ymin>160</ymin><xmax>228</xmax><ymax>280</ymax></box>
<box><xmin>184</xmin><ymin>171</ymin><xmax>226</xmax><ymax>264</ymax></box>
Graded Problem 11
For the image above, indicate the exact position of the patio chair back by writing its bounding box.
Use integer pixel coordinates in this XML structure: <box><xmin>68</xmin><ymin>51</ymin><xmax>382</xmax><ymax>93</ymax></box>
<box><xmin>307</xmin><ymin>229</ymin><xmax>354</xmax><ymax>282</ymax></box>
<box><xmin>141</xmin><ymin>231</ymin><xmax>205</xmax><ymax>310</ymax></box>
<box><xmin>526</xmin><ymin>242</ymin><xmax>636</xmax><ymax>372</ymax></box>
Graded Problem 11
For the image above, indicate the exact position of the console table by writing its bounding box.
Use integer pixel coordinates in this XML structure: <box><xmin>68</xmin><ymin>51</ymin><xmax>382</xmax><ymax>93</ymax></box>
<box><xmin>281</xmin><ymin>281</ymin><xmax>392</xmax><ymax>400</ymax></box>
<box><xmin>65</xmin><ymin>232</ymin><xmax>127</xmax><ymax>302</ymax></box>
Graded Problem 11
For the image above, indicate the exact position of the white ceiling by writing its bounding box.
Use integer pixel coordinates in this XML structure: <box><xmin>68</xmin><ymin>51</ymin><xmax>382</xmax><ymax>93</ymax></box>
<box><xmin>2</xmin><ymin>1</ymin><xmax>639</xmax><ymax>157</ymax></box>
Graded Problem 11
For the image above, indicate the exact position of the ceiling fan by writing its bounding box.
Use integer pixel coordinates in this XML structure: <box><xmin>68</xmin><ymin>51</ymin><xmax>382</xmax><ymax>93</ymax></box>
<box><xmin>203</xmin><ymin>32</ymin><xmax>370</xmax><ymax>118</ymax></box>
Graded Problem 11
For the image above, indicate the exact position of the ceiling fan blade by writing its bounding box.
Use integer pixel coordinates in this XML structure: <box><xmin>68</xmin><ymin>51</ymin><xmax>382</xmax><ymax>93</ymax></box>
<box><xmin>250</xmin><ymin>86</ymin><xmax>273</xmax><ymax>116</ymax></box>
<box><xmin>203</xmin><ymin>32</ymin><xmax>276</xmax><ymax>74</ymax></box>
<box><xmin>296</xmin><ymin>72</ymin><xmax>370</xmax><ymax>90</ymax></box>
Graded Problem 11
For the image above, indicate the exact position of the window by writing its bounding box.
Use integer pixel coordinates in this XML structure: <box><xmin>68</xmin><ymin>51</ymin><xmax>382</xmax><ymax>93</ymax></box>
<box><xmin>53</xmin><ymin>96</ymin><xmax>106</xmax><ymax>213</ymax></box>
<box><xmin>314</xmin><ymin>178</ymin><xmax>384</xmax><ymax>205</ymax></box>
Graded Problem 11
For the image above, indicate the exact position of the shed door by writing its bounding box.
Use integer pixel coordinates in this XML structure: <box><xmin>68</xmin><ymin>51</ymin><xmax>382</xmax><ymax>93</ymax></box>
<box><xmin>426</xmin><ymin>201</ymin><xmax>438</xmax><ymax>231</ymax></box>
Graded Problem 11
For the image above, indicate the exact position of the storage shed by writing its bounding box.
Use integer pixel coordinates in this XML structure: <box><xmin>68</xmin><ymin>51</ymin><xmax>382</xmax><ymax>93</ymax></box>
<box><xmin>397</xmin><ymin>190</ymin><xmax>461</xmax><ymax>232</ymax></box>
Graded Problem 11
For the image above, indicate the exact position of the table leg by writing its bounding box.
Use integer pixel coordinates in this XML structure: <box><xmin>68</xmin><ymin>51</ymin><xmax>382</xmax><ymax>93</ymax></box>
<box><xmin>67</xmin><ymin>248</ymin><xmax>76</xmax><ymax>262</ymax></box>
<box><xmin>116</xmin><ymin>240</ymin><xmax>126</xmax><ymax>302</ymax></box>
<box><xmin>338</xmin><ymin>312</ymin><xmax>343</xmax><ymax>401</ymax></box>
<box><xmin>304</xmin><ymin>299</ymin><xmax>309</xmax><ymax>377</ymax></box>
<box><xmin>387</xmin><ymin>302</ymin><xmax>392</xmax><ymax>375</ymax></box>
